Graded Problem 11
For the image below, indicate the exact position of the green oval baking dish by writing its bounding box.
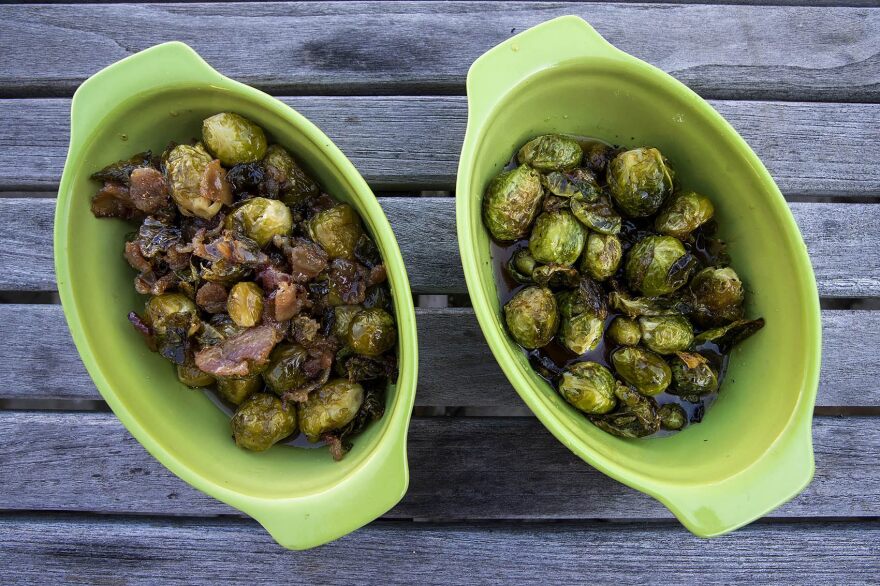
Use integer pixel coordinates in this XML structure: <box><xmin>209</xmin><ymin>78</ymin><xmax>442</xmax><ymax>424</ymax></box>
<box><xmin>54</xmin><ymin>42</ymin><xmax>418</xmax><ymax>550</ymax></box>
<box><xmin>455</xmin><ymin>16</ymin><xmax>821</xmax><ymax>537</ymax></box>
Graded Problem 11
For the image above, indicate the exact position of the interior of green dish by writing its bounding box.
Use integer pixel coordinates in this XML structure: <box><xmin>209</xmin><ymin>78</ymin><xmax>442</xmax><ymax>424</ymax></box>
<box><xmin>61</xmin><ymin>87</ymin><xmax>406</xmax><ymax>496</ymax></box>
<box><xmin>465</xmin><ymin>60</ymin><xmax>818</xmax><ymax>484</ymax></box>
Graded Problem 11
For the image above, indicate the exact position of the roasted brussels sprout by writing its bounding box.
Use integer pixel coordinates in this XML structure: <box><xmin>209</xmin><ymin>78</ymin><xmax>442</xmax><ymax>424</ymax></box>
<box><xmin>226</xmin><ymin>197</ymin><xmax>293</xmax><ymax>247</ymax></box>
<box><xmin>556</xmin><ymin>289</ymin><xmax>603</xmax><ymax>354</ymax></box>
<box><xmin>307</xmin><ymin>203</ymin><xmax>364</xmax><ymax>260</ymax></box>
<box><xmin>625</xmin><ymin>235</ymin><xmax>695</xmax><ymax>297</ymax></box>
<box><xmin>528</xmin><ymin>211</ymin><xmax>587</xmax><ymax>266</ymax></box>
<box><xmin>608</xmin><ymin>290</ymin><xmax>686</xmax><ymax>318</ymax></box>
<box><xmin>226</xmin><ymin>281</ymin><xmax>264</xmax><ymax>327</ymax></box>
<box><xmin>611</xmin><ymin>346</ymin><xmax>672</xmax><ymax>396</ymax></box>
<box><xmin>638</xmin><ymin>315</ymin><xmax>694</xmax><ymax>355</ymax></box>
<box><xmin>558</xmin><ymin>362</ymin><xmax>617</xmax><ymax>414</ymax></box>
<box><xmin>507</xmin><ymin>248</ymin><xmax>537</xmax><ymax>284</ymax></box>
<box><xmin>570</xmin><ymin>192</ymin><xmax>622</xmax><ymax>235</ymax></box>
<box><xmin>581</xmin><ymin>232</ymin><xmax>622</xmax><ymax>281</ymax></box>
<box><xmin>202</xmin><ymin>112</ymin><xmax>267</xmax><ymax>166</ymax></box>
<box><xmin>231</xmin><ymin>393</ymin><xmax>297</xmax><ymax>451</ymax></box>
<box><xmin>606</xmin><ymin>316</ymin><xmax>641</xmax><ymax>346</ymax></box>
<box><xmin>694</xmin><ymin>318</ymin><xmax>765</xmax><ymax>350</ymax></box>
<box><xmin>503</xmin><ymin>286</ymin><xmax>559</xmax><ymax>349</ymax></box>
<box><xmin>165</xmin><ymin>143</ymin><xmax>223</xmax><ymax>219</ymax></box>
<box><xmin>517</xmin><ymin>134</ymin><xmax>582</xmax><ymax>172</ymax></box>
<box><xmin>669</xmin><ymin>352</ymin><xmax>718</xmax><ymax>396</ymax></box>
<box><xmin>299</xmin><ymin>379</ymin><xmax>365</xmax><ymax>441</ymax></box>
<box><xmin>176</xmin><ymin>363</ymin><xmax>214</xmax><ymax>388</ymax></box>
<box><xmin>533</xmin><ymin>264</ymin><xmax>580</xmax><ymax>290</ymax></box>
<box><xmin>217</xmin><ymin>375</ymin><xmax>263</xmax><ymax>405</ymax></box>
<box><xmin>607</xmin><ymin>147</ymin><xmax>673</xmax><ymax>217</ymax></box>
<box><xmin>263</xmin><ymin>343</ymin><xmax>309</xmax><ymax>395</ymax></box>
<box><xmin>689</xmin><ymin>267</ymin><xmax>745</xmax><ymax>326</ymax></box>
<box><xmin>590</xmin><ymin>382</ymin><xmax>660</xmax><ymax>438</ymax></box>
<box><xmin>655</xmin><ymin>191</ymin><xmax>714</xmax><ymax>239</ymax></box>
<box><xmin>540</xmin><ymin>168</ymin><xmax>600</xmax><ymax>198</ymax></box>
<box><xmin>146</xmin><ymin>293</ymin><xmax>199</xmax><ymax>336</ymax></box>
<box><xmin>262</xmin><ymin>144</ymin><xmax>319</xmax><ymax>205</ymax></box>
<box><xmin>333</xmin><ymin>304</ymin><xmax>364</xmax><ymax>341</ymax></box>
<box><xmin>482</xmin><ymin>164</ymin><xmax>544</xmax><ymax>241</ymax></box>
<box><xmin>348</xmin><ymin>308</ymin><xmax>397</xmax><ymax>356</ymax></box>
<box><xmin>659</xmin><ymin>403</ymin><xmax>687</xmax><ymax>430</ymax></box>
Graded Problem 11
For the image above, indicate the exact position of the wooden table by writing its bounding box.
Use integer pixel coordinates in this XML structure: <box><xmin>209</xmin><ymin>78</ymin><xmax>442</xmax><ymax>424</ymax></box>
<box><xmin>1</xmin><ymin>3</ymin><xmax>879</xmax><ymax>583</ymax></box>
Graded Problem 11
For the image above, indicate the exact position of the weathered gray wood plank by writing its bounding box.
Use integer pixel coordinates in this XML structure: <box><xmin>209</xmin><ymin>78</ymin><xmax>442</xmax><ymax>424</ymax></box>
<box><xmin>0</xmin><ymin>412</ymin><xmax>876</xmax><ymax>520</ymax></box>
<box><xmin>1</xmin><ymin>516</ymin><xmax>878</xmax><ymax>585</ymax></box>
<box><xmin>0</xmin><ymin>305</ymin><xmax>876</xmax><ymax>408</ymax></box>
<box><xmin>1</xmin><ymin>98</ymin><xmax>878</xmax><ymax>195</ymax></box>
<box><xmin>0</xmin><ymin>3</ymin><xmax>877</xmax><ymax>101</ymax></box>
<box><xmin>1</xmin><ymin>198</ymin><xmax>878</xmax><ymax>297</ymax></box>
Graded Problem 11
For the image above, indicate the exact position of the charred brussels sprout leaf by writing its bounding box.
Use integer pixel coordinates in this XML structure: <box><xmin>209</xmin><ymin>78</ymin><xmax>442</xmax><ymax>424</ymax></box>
<box><xmin>482</xmin><ymin>164</ymin><xmax>544</xmax><ymax>242</ymax></box>
<box><xmin>263</xmin><ymin>344</ymin><xmax>309</xmax><ymax>395</ymax></box>
<box><xmin>669</xmin><ymin>352</ymin><xmax>719</xmax><ymax>396</ymax></box>
<box><xmin>606</xmin><ymin>316</ymin><xmax>641</xmax><ymax>346</ymax></box>
<box><xmin>540</xmin><ymin>168</ymin><xmax>601</xmax><ymax>198</ymax></box>
<box><xmin>226</xmin><ymin>281</ymin><xmax>264</xmax><ymax>327</ymax></box>
<box><xmin>299</xmin><ymin>379</ymin><xmax>365</xmax><ymax>441</ymax></box>
<box><xmin>503</xmin><ymin>286</ymin><xmax>559</xmax><ymax>349</ymax></box>
<box><xmin>638</xmin><ymin>315</ymin><xmax>694</xmax><ymax>355</ymax></box>
<box><xmin>517</xmin><ymin>134</ymin><xmax>582</xmax><ymax>172</ymax></box>
<box><xmin>307</xmin><ymin>203</ymin><xmax>364</xmax><ymax>260</ymax></box>
<box><xmin>533</xmin><ymin>264</ymin><xmax>580</xmax><ymax>290</ymax></box>
<box><xmin>231</xmin><ymin>393</ymin><xmax>297</xmax><ymax>451</ymax></box>
<box><xmin>176</xmin><ymin>363</ymin><xmax>214</xmax><ymax>388</ymax></box>
<box><xmin>607</xmin><ymin>147</ymin><xmax>673</xmax><ymax>217</ymax></box>
<box><xmin>608</xmin><ymin>290</ymin><xmax>689</xmax><ymax>319</ymax></box>
<box><xmin>528</xmin><ymin>211</ymin><xmax>587</xmax><ymax>266</ymax></box>
<box><xmin>611</xmin><ymin>346</ymin><xmax>672</xmax><ymax>396</ymax></box>
<box><xmin>348</xmin><ymin>308</ymin><xmax>397</xmax><ymax>357</ymax></box>
<box><xmin>689</xmin><ymin>267</ymin><xmax>745</xmax><ymax>327</ymax></box>
<box><xmin>507</xmin><ymin>248</ymin><xmax>537</xmax><ymax>284</ymax></box>
<box><xmin>655</xmin><ymin>191</ymin><xmax>714</xmax><ymax>239</ymax></box>
<box><xmin>262</xmin><ymin>144</ymin><xmax>319</xmax><ymax>205</ymax></box>
<box><xmin>694</xmin><ymin>318</ymin><xmax>765</xmax><ymax>351</ymax></box>
<box><xmin>165</xmin><ymin>143</ymin><xmax>223</xmax><ymax>220</ymax></box>
<box><xmin>625</xmin><ymin>235</ymin><xmax>695</xmax><ymax>297</ymax></box>
<box><xmin>202</xmin><ymin>112</ymin><xmax>267</xmax><ymax>166</ymax></box>
<box><xmin>570</xmin><ymin>193</ymin><xmax>622</xmax><ymax>235</ymax></box>
<box><xmin>217</xmin><ymin>375</ymin><xmax>263</xmax><ymax>405</ymax></box>
<box><xmin>226</xmin><ymin>197</ymin><xmax>293</xmax><ymax>247</ymax></box>
<box><xmin>659</xmin><ymin>403</ymin><xmax>687</xmax><ymax>430</ymax></box>
<box><xmin>590</xmin><ymin>382</ymin><xmax>660</xmax><ymax>438</ymax></box>
<box><xmin>91</xmin><ymin>151</ymin><xmax>155</xmax><ymax>185</ymax></box>
<box><xmin>559</xmin><ymin>362</ymin><xmax>617</xmax><ymax>414</ymax></box>
<box><xmin>581</xmin><ymin>232</ymin><xmax>622</xmax><ymax>281</ymax></box>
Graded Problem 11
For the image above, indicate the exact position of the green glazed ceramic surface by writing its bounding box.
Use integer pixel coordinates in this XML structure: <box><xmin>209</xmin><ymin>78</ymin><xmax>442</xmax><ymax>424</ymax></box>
<box><xmin>456</xmin><ymin>16</ymin><xmax>821</xmax><ymax>537</ymax></box>
<box><xmin>55</xmin><ymin>43</ymin><xmax>418</xmax><ymax>550</ymax></box>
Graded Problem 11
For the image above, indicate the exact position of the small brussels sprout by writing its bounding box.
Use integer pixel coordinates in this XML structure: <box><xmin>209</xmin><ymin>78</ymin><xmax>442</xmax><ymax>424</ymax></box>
<box><xmin>606</xmin><ymin>316</ymin><xmax>641</xmax><ymax>346</ymax></box>
<box><xmin>528</xmin><ymin>211</ymin><xmax>587</xmax><ymax>266</ymax></box>
<box><xmin>611</xmin><ymin>346</ymin><xmax>672</xmax><ymax>396</ymax></box>
<box><xmin>262</xmin><ymin>144</ymin><xmax>319</xmax><ymax>205</ymax></box>
<box><xmin>307</xmin><ymin>203</ymin><xmax>364</xmax><ymax>260</ymax></box>
<box><xmin>507</xmin><ymin>248</ymin><xmax>537</xmax><ymax>284</ymax></box>
<box><xmin>333</xmin><ymin>304</ymin><xmax>364</xmax><ymax>341</ymax></box>
<box><xmin>217</xmin><ymin>375</ymin><xmax>263</xmax><ymax>405</ymax></box>
<box><xmin>231</xmin><ymin>392</ymin><xmax>297</xmax><ymax>451</ymax></box>
<box><xmin>581</xmin><ymin>232</ymin><xmax>622</xmax><ymax>281</ymax></box>
<box><xmin>590</xmin><ymin>382</ymin><xmax>660</xmax><ymax>438</ymax></box>
<box><xmin>146</xmin><ymin>293</ymin><xmax>199</xmax><ymax>336</ymax></box>
<box><xmin>655</xmin><ymin>191</ymin><xmax>714</xmax><ymax>239</ymax></box>
<box><xmin>225</xmin><ymin>197</ymin><xmax>293</xmax><ymax>247</ymax></box>
<box><xmin>503</xmin><ymin>286</ymin><xmax>559</xmax><ymax>349</ymax></box>
<box><xmin>299</xmin><ymin>379</ymin><xmax>365</xmax><ymax>441</ymax></box>
<box><xmin>202</xmin><ymin>112</ymin><xmax>267</xmax><ymax>166</ymax></box>
<box><xmin>482</xmin><ymin>164</ymin><xmax>544</xmax><ymax>241</ymax></box>
<box><xmin>659</xmin><ymin>403</ymin><xmax>687</xmax><ymax>430</ymax></box>
<box><xmin>348</xmin><ymin>308</ymin><xmax>397</xmax><ymax>356</ymax></box>
<box><xmin>263</xmin><ymin>343</ymin><xmax>309</xmax><ymax>394</ymax></box>
<box><xmin>558</xmin><ymin>362</ymin><xmax>617</xmax><ymax>415</ymax></box>
<box><xmin>570</xmin><ymin>193</ymin><xmax>622</xmax><ymax>235</ymax></box>
<box><xmin>165</xmin><ymin>143</ymin><xmax>223</xmax><ymax>219</ymax></box>
<box><xmin>689</xmin><ymin>267</ymin><xmax>745</xmax><ymax>326</ymax></box>
<box><xmin>607</xmin><ymin>147</ymin><xmax>674</xmax><ymax>217</ymax></box>
<box><xmin>226</xmin><ymin>282</ymin><xmax>264</xmax><ymax>327</ymax></box>
<box><xmin>638</xmin><ymin>315</ymin><xmax>694</xmax><ymax>355</ymax></box>
<box><xmin>669</xmin><ymin>352</ymin><xmax>719</xmax><ymax>396</ymax></box>
<box><xmin>532</xmin><ymin>264</ymin><xmax>579</xmax><ymax>289</ymax></box>
<box><xmin>625</xmin><ymin>235</ymin><xmax>695</xmax><ymax>297</ymax></box>
<box><xmin>694</xmin><ymin>318</ymin><xmax>765</xmax><ymax>350</ymax></box>
<box><xmin>555</xmin><ymin>290</ymin><xmax>602</xmax><ymax>354</ymax></box>
<box><xmin>176</xmin><ymin>363</ymin><xmax>214</xmax><ymax>388</ymax></box>
<box><xmin>540</xmin><ymin>169</ymin><xmax>600</xmax><ymax>198</ymax></box>
<box><xmin>517</xmin><ymin>134</ymin><xmax>582</xmax><ymax>172</ymax></box>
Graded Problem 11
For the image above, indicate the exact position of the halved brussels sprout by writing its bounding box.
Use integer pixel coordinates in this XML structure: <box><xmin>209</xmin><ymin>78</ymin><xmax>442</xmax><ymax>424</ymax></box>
<box><xmin>655</xmin><ymin>191</ymin><xmax>714</xmax><ymax>239</ymax></box>
<box><xmin>625</xmin><ymin>235</ymin><xmax>695</xmax><ymax>297</ymax></box>
<box><xmin>348</xmin><ymin>308</ymin><xmax>397</xmax><ymax>356</ymax></box>
<box><xmin>225</xmin><ymin>197</ymin><xmax>293</xmax><ymax>247</ymax></box>
<box><xmin>176</xmin><ymin>363</ymin><xmax>214</xmax><ymax>388</ymax></box>
<box><xmin>607</xmin><ymin>147</ymin><xmax>673</xmax><ymax>217</ymax></box>
<box><xmin>227</xmin><ymin>281</ymin><xmax>264</xmax><ymax>327</ymax></box>
<box><xmin>669</xmin><ymin>352</ymin><xmax>719</xmax><ymax>396</ymax></box>
<box><xmin>606</xmin><ymin>316</ymin><xmax>641</xmax><ymax>346</ymax></box>
<box><xmin>528</xmin><ymin>211</ymin><xmax>587</xmax><ymax>266</ymax></box>
<box><xmin>570</xmin><ymin>192</ymin><xmax>622</xmax><ymax>235</ymax></box>
<box><xmin>231</xmin><ymin>392</ymin><xmax>297</xmax><ymax>451</ymax></box>
<box><xmin>262</xmin><ymin>144</ymin><xmax>319</xmax><ymax>205</ymax></box>
<box><xmin>659</xmin><ymin>403</ymin><xmax>687</xmax><ymax>430</ymax></box>
<box><xmin>165</xmin><ymin>143</ymin><xmax>223</xmax><ymax>219</ymax></box>
<box><xmin>217</xmin><ymin>374</ymin><xmax>263</xmax><ymax>405</ymax></box>
<box><xmin>590</xmin><ymin>382</ymin><xmax>660</xmax><ymax>438</ymax></box>
<box><xmin>507</xmin><ymin>248</ymin><xmax>537</xmax><ymax>284</ymax></box>
<box><xmin>307</xmin><ymin>203</ymin><xmax>364</xmax><ymax>260</ymax></box>
<box><xmin>263</xmin><ymin>343</ymin><xmax>309</xmax><ymax>395</ymax></box>
<box><xmin>532</xmin><ymin>264</ymin><xmax>579</xmax><ymax>289</ymax></box>
<box><xmin>482</xmin><ymin>165</ymin><xmax>544</xmax><ymax>242</ymax></box>
<box><xmin>146</xmin><ymin>293</ymin><xmax>199</xmax><ymax>336</ymax></box>
<box><xmin>581</xmin><ymin>232</ymin><xmax>622</xmax><ymax>281</ymax></box>
<box><xmin>558</xmin><ymin>362</ymin><xmax>617</xmax><ymax>414</ymax></box>
<box><xmin>202</xmin><ymin>112</ymin><xmax>267</xmax><ymax>166</ymax></box>
<box><xmin>517</xmin><ymin>134</ymin><xmax>582</xmax><ymax>172</ymax></box>
<box><xmin>694</xmin><ymin>318</ymin><xmax>765</xmax><ymax>350</ymax></box>
<box><xmin>540</xmin><ymin>169</ymin><xmax>600</xmax><ymax>198</ymax></box>
<box><xmin>611</xmin><ymin>346</ymin><xmax>672</xmax><ymax>396</ymax></box>
<box><xmin>638</xmin><ymin>315</ymin><xmax>694</xmax><ymax>355</ymax></box>
<box><xmin>689</xmin><ymin>267</ymin><xmax>745</xmax><ymax>326</ymax></box>
<box><xmin>299</xmin><ymin>379</ymin><xmax>365</xmax><ymax>441</ymax></box>
<box><xmin>503</xmin><ymin>286</ymin><xmax>559</xmax><ymax>349</ymax></box>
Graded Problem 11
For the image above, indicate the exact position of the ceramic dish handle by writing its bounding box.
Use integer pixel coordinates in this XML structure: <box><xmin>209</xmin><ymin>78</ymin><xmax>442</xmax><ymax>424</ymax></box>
<box><xmin>465</xmin><ymin>16</ymin><xmax>627</xmax><ymax>127</ymax></box>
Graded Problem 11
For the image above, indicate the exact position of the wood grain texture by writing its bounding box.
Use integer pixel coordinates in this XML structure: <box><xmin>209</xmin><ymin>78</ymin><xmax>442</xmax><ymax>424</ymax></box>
<box><xmin>2</xmin><ymin>197</ymin><xmax>878</xmax><ymax>297</ymax></box>
<box><xmin>1</xmin><ymin>98</ymin><xmax>878</xmax><ymax>195</ymax></box>
<box><xmin>1</xmin><ymin>516</ymin><xmax>878</xmax><ymax>585</ymax></box>
<box><xmin>0</xmin><ymin>412</ymin><xmax>876</xmax><ymax>520</ymax></box>
<box><xmin>0</xmin><ymin>3</ymin><xmax>878</xmax><ymax>101</ymax></box>
<box><xmin>1</xmin><ymin>304</ymin><xmax>876</xmax><ymax>408</ymax></box>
